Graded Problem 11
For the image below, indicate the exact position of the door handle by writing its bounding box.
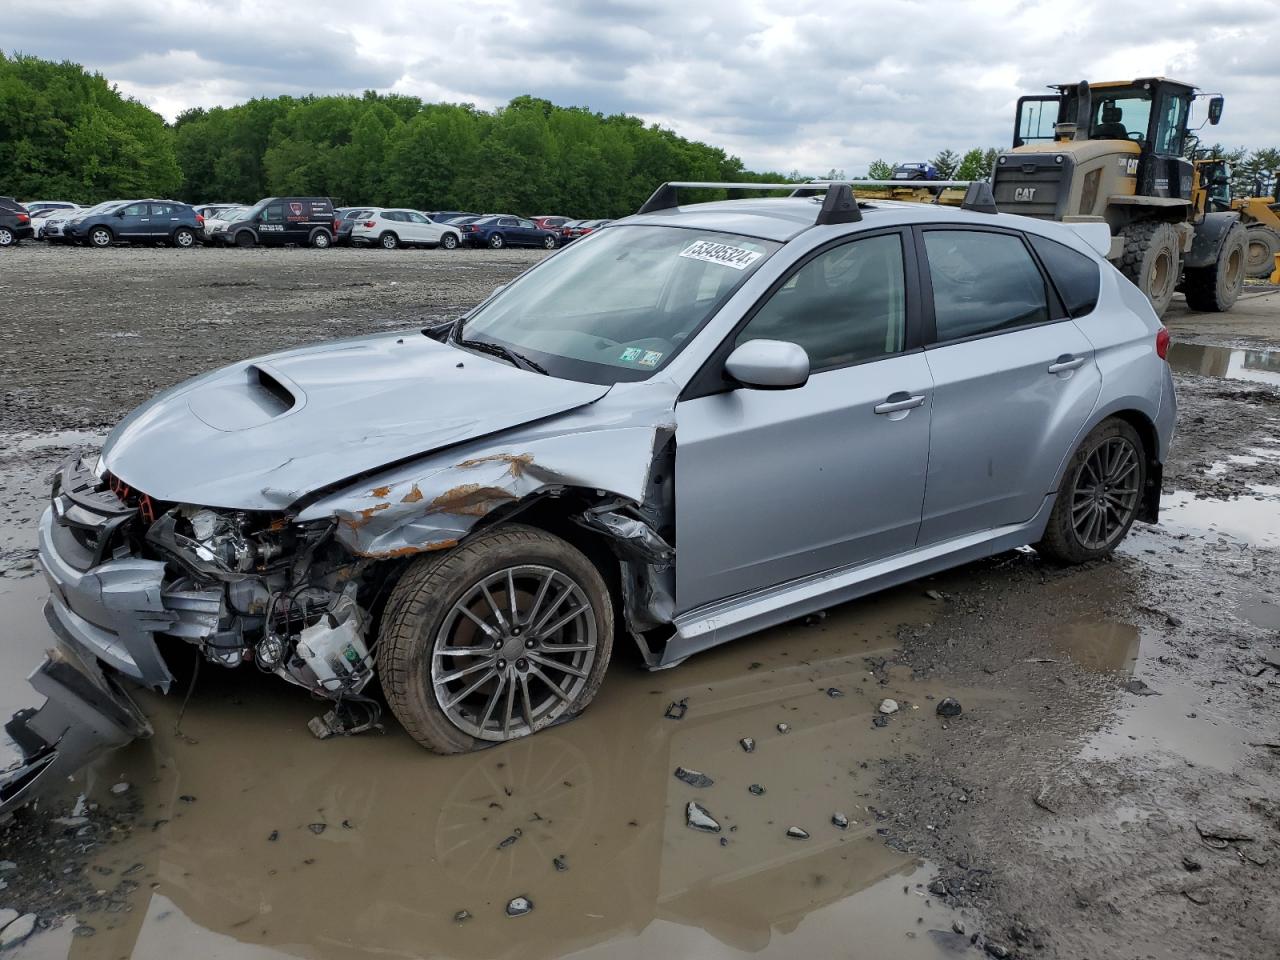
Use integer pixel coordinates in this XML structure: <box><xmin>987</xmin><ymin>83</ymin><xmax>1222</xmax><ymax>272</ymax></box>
<box><xmin>874</xmin><ymin>392</ymin><xmax>926</xmax><ymax>415</ymax></box>
<box><xmin>1047</xmin><ymin>354</ymin><xmax>1086</xmax><ymax>373</ymax></box>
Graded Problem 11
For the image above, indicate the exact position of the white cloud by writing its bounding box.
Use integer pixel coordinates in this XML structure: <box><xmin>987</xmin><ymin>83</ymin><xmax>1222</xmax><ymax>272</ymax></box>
<box><xmin>5</xmin><ymin>0</ymin><xmax>1277</xmax><ymax>174</ymax></box>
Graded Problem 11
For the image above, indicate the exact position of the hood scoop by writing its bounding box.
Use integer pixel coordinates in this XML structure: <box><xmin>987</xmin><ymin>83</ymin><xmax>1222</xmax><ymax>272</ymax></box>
<box><xmin>188</xmin><ymin>363</ymin><xmax>305</xmax><ymax>432</ymax></box>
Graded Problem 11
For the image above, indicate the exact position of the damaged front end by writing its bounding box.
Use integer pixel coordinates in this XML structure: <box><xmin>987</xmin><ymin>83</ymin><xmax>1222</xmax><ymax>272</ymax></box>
<box><xmin>1</xmin><ymin>456</ymin><xmax>383</xmax><ymax>816</ymax></box>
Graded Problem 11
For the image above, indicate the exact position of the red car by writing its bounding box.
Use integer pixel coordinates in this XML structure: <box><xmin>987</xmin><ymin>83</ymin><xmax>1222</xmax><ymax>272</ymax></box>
<box><xmin>559</xmin><ymin>219</ymin><xmax>612</xmax><ymax>243</ymax></box>
<box><xmin>531</xmin><ymin>215</ymin><xmax>572</xmax><ymax>231</ymax></box>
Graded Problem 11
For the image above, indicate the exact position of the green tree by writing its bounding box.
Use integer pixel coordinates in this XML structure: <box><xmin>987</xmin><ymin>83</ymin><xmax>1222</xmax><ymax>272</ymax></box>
<box><xmin>932</xmin><ymin>149</ymin><xmax>959</xmax><ymax>179</ymax></box>
<box><xmin>866</xmin><ymin>159</ymin><xmax>894</xmax><ymax>180</ymax></box>
<box><xmin>955</xmin><ymin>147</ymin><xmax>998</xmax><ymax>181</ymax></box>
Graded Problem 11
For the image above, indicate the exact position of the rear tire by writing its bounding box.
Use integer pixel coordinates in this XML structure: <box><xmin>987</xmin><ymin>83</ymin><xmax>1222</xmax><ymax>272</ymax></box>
<box><xmin>172</xmin><ymin>227</ymin><xmax>195</xmax><ymax>248</ymax></box>
<box><xmin>0</xmin><ymin>227</ymin><xmax>13</xmax><ymax>247</ymax></box>
<box><xmin>379</xmin><ymin>524</ymin><xmax>614</xmax><ymax>754</ymax></box>
<box><xmin>1184</xmin><ymin>222</ymin><xmax>1247</xmax><ymax>312</ymax></box>
<box><xmin>488</xmin><ymin>233</ymin><xmax>505</xmax><ymax>249</ymax></box>
<box><xmin>542</xmin><ymin>234</ymin><xmax>557</xmax><ymax>249</ymax></box>
<box><xmin>311</xmin><ymin>230</ymin><xmax>332</xmax><ymax>249</ymax></box>
<box><xmin>1036</xmin><ymin>418</ymin><xmax>1146</xmax><ymax>565</ymax></box>
<box><xmin>1244</xmin><ymin>225</ymin><xmax>1280</xmax><ymax>280</ymax></box>
<box><xmin>380</xmin><ymin>231</ymin><xmax>399</xmax><ymax>250</ymax></box>
<box><xmin>1118</xmin><ymin>221</ymin><xmax>1180</xmax><ymax>317</ymax></box>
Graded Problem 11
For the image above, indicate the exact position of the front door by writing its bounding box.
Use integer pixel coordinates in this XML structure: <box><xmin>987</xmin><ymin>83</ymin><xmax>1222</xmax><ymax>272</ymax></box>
<box><xmin>116</xmin><ymin>202</ymin><xmax>149</xmax><ymax>238</ymax></box>
<box><xmin>674</xmin><ymin>231</ymin><xmax>933</xmax><ymax>612</ymax></box>
<box><xmin>915</xmin><ymin>226</ymin><xmax>1102</xmax><ymax>544</ymax></box>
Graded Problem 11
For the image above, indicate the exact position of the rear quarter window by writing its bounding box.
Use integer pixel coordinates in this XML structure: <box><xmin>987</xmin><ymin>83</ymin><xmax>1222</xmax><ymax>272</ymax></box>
<box><xmin>1028</xmin><ymin>234</ymin><xmax>1101</xmax><ymax>317</ymax></box>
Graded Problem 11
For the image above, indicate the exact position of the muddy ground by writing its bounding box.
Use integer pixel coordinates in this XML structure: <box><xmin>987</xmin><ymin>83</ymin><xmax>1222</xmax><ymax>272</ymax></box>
<box><xmin>0</xmin><ymin>245</ymin><xmax>1278</xmax><ymax>960</ymax></box>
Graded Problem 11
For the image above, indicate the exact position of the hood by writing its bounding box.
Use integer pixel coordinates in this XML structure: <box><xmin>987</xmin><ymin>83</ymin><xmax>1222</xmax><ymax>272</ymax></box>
<box><xmin>102</xmin><ymin>332</ymin><xmax>611</xmax><ymax>510</ymax></box>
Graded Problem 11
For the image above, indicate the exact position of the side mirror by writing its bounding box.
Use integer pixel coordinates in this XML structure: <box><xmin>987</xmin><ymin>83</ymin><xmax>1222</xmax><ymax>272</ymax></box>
<box><xmin>1208</xmin><ymin>96</ymin><xmax>1223</xmax><ymax>125</ymax></box>
<box><xmin>115</xmin><ymin>210</ymin><xmax>126</xmax><ymax>218</ymax></box>
<box><xmin>724</xmin><ymin>339</ymin><xmax>809</xmax><ymax>390</ymax></box>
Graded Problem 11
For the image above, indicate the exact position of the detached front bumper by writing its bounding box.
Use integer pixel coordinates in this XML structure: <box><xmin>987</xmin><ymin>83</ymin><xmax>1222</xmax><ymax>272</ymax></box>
<box><xmin>0</xmin><ymin>616</ymin><xmax>152</xmax><ymax>816</ymax></box>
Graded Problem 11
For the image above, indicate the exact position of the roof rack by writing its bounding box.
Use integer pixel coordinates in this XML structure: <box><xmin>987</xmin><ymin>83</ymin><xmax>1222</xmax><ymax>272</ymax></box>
<box><xmin>959</xmin><ymin>181</ymin><xmax>998</xmax><ymax>214</ymax></box>
<box><xmin>636</xmin><ymin>181</ymin><xmax>862</xmax><ymax>225</ymax></box>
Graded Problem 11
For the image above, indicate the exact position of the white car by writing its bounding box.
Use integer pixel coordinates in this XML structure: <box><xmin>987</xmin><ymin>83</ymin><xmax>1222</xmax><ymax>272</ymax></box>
<box><xmin>351</xmin><ymin>209</ymin><xmax>462</xmax><ymax>250</ymax></box>
<box><xmin>202</xmin><ymin>205</ymin><xmax>250</xmax><ymax>242</ymax></box>
<box><xmin>23</xmin><ymin>200</ymin><xmax>80</xmax><ymax>214</ymax></box>
<box><xmin>38</xmin><ymin>205</ymin><xmax>91</xmax><ymax>242</ymax></box>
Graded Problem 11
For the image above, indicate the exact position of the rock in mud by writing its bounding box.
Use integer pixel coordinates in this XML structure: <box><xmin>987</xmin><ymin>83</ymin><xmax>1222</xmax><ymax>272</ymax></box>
<box><xmin>553</xmin><ymin>855</ymin><xmax>568</xmax><ymax>872</ymax></box>
<box><xmin>506</xmin><ymin>896</ymin><xmax>533</xmax><ymax>917</ymax></box>
<box><xmin>936</xmin><ymin>697</ymin><xmax>963</xmax><ymax>717</ymax></box>
<box><xmin>267</xmin><ymin>830</ymin><xmax>279</xmax><ymax>842</ymax></box>
<box><xmin>1123</xmin><ymin>679</ymin><xmax>1161</xmax><ymax>696</ymax></box>
<box><xmin>739</xmin><ymin>737</ymin><xmax>755</xmax><ymax>753</ymax></box>
<box><xmin>0</xmin><ymin>913</ymin><xmax>36</xmax><ymax>948</ymax></box>
<box><xmin>453</xmin><ymin>910</ymin><xmax>471</xmax><ymax>923</ymax></box>
<box><xmin>51</xmin><ymin>816</ymin><xmax>89</xmax><ymax>828</ymax></box>
<box><xmin>674</xmin><ymin>766</ymin><xmax>714</xmax><ymax>788</ymax></box>
<box><xmin>1182</xmin><ymin>856</ymin><xmax>1202</xmax><ymax>872</ymax></box>
<box><xmin>0</xmin><ymin>910</ymin><xmax>16</xmax><ymax>932</ymax></box>
<box><xmin>109</xmin><ymin>782</ymin><xmax>130</xmax><ymax>795</ymax></box>
<box><xmin>308</xmin><ymin>823</ymin><xmax>327</xmax><ymax>835</ymax></box>
<box><xmin>879</xmin><ymin>698</ymin><xmax>899</xmax><ymax>715</ymax></box>
<box><xmin>686</xmin><ymin>801</ymin><xmax>721</xmax><ymax>833</ymax></box>
<box><xmin>831</xmin><ymin>812</ymin><xmax>849</xmax><ymax>829</ymax></box>
<box><xmin>984</xmin><ymin>942</ymin><xmax>1010</xmax><ymax>958</ymax></box>
<box><xmin>776</xmin><ymin>722</ymin><xmax>790</xmax><ymax>734</ymax></box>
<box><xmin>953</xmin><ymin>920</ymin><xmax>967</xmax><ymax>935</ymax></box>
<box><xmin>826</xmin><ymin>687</ymin><xmax>844</xmax><ymax>697</ymax></box>
<box><xmin>748</xmin><ymin>784</ymin><xmax>766</xmax><ymax>796</ymax></box>
<box><xmin>786</xmin><ymin>826</ymin><xmax>811</xmax><ymax>840</ymax></box>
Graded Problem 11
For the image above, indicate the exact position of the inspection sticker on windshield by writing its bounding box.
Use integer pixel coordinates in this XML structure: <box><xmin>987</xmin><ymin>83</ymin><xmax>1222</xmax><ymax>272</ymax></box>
<box><xmin>679</xmin><ymin>239</ymin><xmax>762</xmax><ymax>271</ymax></box>
<box><xmin>619</xmin><ymin>347</ymin><xmax>664</xmax><ymax>367</ymax></box>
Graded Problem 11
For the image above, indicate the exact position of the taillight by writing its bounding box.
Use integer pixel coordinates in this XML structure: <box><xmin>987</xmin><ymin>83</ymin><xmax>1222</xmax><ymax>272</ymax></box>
<box><xmin>363</xmin><ymin>221</ymin><xmax>376</xmax><ymax>228</ymax></box>
<box><xmin>1155</xmin><ymin>327</ymin><xmax>1170</xmax><ymax>360</ymax></box>
<box><xmin>17</xmin><ymin>213</ymin><xmax>29</xmax><ymax>224</ymax></box>
<box><xmin>196</xmin><ymin>214</ymin><xmax>205</xmax><ymax>225</ymax></box>
<box><xmin>333</xmin><ymin>219</ymin><xmax>340</xmax><ymax>231</ymax></box>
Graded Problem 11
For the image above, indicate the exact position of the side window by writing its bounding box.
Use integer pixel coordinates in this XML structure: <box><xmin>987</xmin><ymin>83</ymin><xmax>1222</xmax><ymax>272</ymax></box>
<box><xmin>924</xmin><ymin>230</ymin><xmax>1049</xmax><ymax>341</ymax></box>
<box><xmin>150</xmin><ymin>203</ymin><xmax>172</xmax><ymax>217</ymax></box>
<box><xmin>1028</xmin><ymin>234</ymin><xmax>1100</xmax><ymax>318</ymax></box>
<box><xmin>261</xmin><ymin>204</ymin><xmax>284</xmax><ymax>223</ymax></box>
<box><xmin>122</xmin><ymin>203</ymin><xmax>147</xmax><ymax>216</ymax></box>
<box><xmin>500</xmin><ymin>218</ymin><xmax>517</xmax><ymax>227</ymax></box>
<box><xmin>737</xmin><ymin>233</ymin><xmax>907</xmax><ymax>371</ymax></box>
<box><xmin>517</xmin><ymin>219</ymin><xmax>534</xmax><ymax>229</ymax></box>
<box><xmin>407</xmin><ymin>212</ymin><xmax>429</xmax><ymax>224</ymax></box>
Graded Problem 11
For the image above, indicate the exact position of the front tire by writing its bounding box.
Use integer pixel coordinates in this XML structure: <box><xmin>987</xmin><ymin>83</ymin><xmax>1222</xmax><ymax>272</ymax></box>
<box><xmin>379</xmin><ymin>524</ymin><xmax>614</xmax><ymax>754</ymax></box>
<box><xmin>440</xmin><ymin>232</ymin><xmax>458</xmax><ymax>250</ymax></box>
<box><xmin>89</xmin><ymin>226</ymin><xmax>113</xmax><ymax>248</ymax></box>
<box><xmin>1184</xmin><ymin>222</ymin><xmax>1247</xmax><ymax>312</ymax></box>
<box><xmin>235</xmin><ymin>230</ymin><xmax>256</xmax><ymax>248</ymax></box>
<box><xmin>1118</xmin><ymin>221</ymin><xmax>1180</xmax><ymax>317</ymax></box>
<box><xmin>1243</xmin><ymin>225</ymin><xmax>1280</xmax><ymax>280</ymax></box>
<box><xmin>1036</xmin><ymin>418</ymin><xmax>1146</xmax><ymax>565</ymax></box>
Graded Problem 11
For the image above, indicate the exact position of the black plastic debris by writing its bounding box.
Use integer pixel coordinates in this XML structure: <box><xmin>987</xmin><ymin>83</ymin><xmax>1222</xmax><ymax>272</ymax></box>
<box><xmin>936</xmin><ymin>697</ymin><xmax>963</xmax><ymax>717</ymax></box>
<box><xmin>674</xmin><ymin>766</ymin><xmax>714</xmax><ymax>788</ymax></box>
<box><xmin>497</xmin><ymin>828</ymin><xmax>523</xmax><ymax>849</ymax></box>
<box><xmin>1124</xmin><ymin>679</ymin><xmax>1161</xmax><ymax>696</ymax></box>
<box><xmin>664</xmin><ymin>699</ymin><xmax>688</xmax><ymax>720</ymax></box>
<box><xmin>267</xmin><ymin>830</ymin><xmax>279</xmax><ymax>842</ymax></box>
<box><xmin>872</xmin><ymin>715</ymin><xmax>889</xmax><ymax>728</ymax></box>
<box><xmin>506</xmin><ymin>896</ymin><xmax>533</xmax><ymax>918</ymax></box>
<box><xmin>719</xmin><ymin>836</ymin><xmax>728</xmax><ymax>846</ymax></box>
<box><xmin>748</xmin><ymin>784</ymin><xmax>766</xmax><ymax>796</ymax></box>
<box><xmin>686</xmin><ymin>801</ymin><xmax>721</xmax><ymax>833</ymax></box>
<box><xmin>553</xmin><ymin>855</ymin><xmax>568</xmax><ymax>872</ymax></box>
<box><xmin>786</xmin><ymin>826</ymin><xmax>810</xmax><ymax>840</ymax></box>
<box><xmin>827</xmin><ymin>687</ymin><xmax>844</xmax><ymax>698</ymax></box>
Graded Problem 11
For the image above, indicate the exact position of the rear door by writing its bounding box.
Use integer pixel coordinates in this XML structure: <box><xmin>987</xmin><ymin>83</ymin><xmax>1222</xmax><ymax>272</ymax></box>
<box><xmin>148</xmin><ymin>202</ymin><xmax>178</xmax><ymax>239</ymax></box>
<box><xmin>914</xmin><ymin>225</ymin><xmax>1102</xmax><ymax>544</ymax></box>
<box><xmin>675</xmin><ymin>230</ymin><xmax>933</xmax><ymax>611</ymax></box>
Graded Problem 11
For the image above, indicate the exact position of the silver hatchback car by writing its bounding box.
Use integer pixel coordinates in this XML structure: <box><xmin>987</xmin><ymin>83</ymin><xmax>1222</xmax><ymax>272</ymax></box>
<box><xmin>4</xmin><ymin>182</ymin><xmax>1175</xmax><ymax>810</ymax></box>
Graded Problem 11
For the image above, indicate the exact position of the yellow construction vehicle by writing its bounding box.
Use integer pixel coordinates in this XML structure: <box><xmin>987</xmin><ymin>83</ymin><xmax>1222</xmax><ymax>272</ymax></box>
<box><xmin>992</xmin><ymin>78</ymin><xmax>1244</xmax><ymax>316</ymax></box>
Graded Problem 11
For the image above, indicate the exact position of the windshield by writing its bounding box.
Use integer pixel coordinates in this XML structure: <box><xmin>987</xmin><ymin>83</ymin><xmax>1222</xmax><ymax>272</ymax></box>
<box><xmin>458</xmin><ymin>225</ymin><xmax>780</xmax><ymax>384</ymax></box>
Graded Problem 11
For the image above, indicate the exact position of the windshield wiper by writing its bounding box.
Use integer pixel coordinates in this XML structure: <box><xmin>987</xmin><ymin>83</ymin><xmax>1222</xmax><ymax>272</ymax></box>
<box><xmin>453</xmin><ymin>326</ymin><xmax>547</xmax><ymax>375</ymax></box>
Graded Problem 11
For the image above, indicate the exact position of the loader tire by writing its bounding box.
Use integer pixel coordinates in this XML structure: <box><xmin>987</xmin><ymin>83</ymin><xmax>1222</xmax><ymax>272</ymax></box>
<box><xmin>1244</xmin><ymin>225</ymin><xmax>1280</xmax><ymax>280</ymax></box>
<box><xmin>1184</xmin><ymin>222</ymin><xmax>1247</xmax><ymax>312</ymax></box>
<box><xmin>1118</xmin><ymin>220</ymin><xmax>1180</xmax><ymax>318</ymax></box>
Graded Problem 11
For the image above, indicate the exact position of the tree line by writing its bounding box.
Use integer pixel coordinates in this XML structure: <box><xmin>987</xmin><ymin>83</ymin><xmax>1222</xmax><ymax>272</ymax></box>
<box><xmin>3</xmin><ymin>54</ymin><xmax>1278</xmax><ymax>216</ymax></box>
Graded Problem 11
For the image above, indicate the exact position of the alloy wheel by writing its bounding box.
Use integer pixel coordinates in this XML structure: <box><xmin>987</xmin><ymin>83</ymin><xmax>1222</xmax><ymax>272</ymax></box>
<box><xmin>0</xmin><ymin>228</ymin><xmax>12</xmax><ymax>246</ymax></box>
<box><xmin>1071</xmin><ymin>436</ymin><xmax>1141</xmax><ymax>550</ymax></box>
<box><xmin>431</xmin><ymin>565</ymin><xmax>598</xmax><ymax>742</ymax></box>
<box><xmin>91</xmin><ymin>229</ymin><xmax>111</xmax><ymax>247</ymax></box>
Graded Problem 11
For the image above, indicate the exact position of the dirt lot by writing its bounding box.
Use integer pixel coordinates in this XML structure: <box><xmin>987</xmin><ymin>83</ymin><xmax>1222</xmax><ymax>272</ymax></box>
<box><xmin>0</xmin><ymin>245</ymin><xmax>1278</xmax><ymax>960</ymax></box>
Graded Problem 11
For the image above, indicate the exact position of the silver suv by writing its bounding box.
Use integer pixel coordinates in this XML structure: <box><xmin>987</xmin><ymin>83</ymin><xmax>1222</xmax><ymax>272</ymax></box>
<box><xmin>4</xmin><ymin>182</ymin><xmax>1175</xmax><ymax>810</ymax></box>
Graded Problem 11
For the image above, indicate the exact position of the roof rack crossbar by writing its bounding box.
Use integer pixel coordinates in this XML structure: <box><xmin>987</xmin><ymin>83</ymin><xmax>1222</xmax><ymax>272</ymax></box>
<box><xmin>635</xmin><ymin>180</ymin><xmax>861</xmax><ymax>224</ymax></box>
<box><xmin>960</xmin><ymin>181</ymin><xmax>999</xmax><ymax>214</ymax></box>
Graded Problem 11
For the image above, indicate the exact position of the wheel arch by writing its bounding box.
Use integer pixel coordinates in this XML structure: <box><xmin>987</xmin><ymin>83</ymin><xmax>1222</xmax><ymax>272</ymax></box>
<box><xmin>1049</xmin><ymin>404</ymin><xmax>1164</xmax><ymax>524</ymax></box>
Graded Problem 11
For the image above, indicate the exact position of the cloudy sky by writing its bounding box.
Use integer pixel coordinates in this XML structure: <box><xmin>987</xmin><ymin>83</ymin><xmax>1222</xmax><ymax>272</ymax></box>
<box><xmin>5</xmin><ymin>0</ymin><xmax>1277</xmax><ymax>174</ymax></box>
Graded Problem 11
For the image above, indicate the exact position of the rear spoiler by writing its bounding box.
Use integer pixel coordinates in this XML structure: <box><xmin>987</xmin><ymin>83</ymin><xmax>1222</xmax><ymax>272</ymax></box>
<box><xmin>1063</xmin><ymin>221</ymin><xmax>1113</xmax><ymax>257</ymax></box>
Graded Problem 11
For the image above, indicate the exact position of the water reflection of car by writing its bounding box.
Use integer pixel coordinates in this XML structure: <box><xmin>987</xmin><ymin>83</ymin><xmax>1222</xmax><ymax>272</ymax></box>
<box><xmin>2</xmin><ymin>180</ymin><xmax>1176</xmax><ymax>819</ymax></box>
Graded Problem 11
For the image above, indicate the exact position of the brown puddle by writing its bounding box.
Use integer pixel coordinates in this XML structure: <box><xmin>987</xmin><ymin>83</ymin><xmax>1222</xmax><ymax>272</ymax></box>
<box><xmin>4</xmin><ymin>584</ymin><xmax>968</xmax><ymax>960</ymax></box>
<box><xmin>1166</xmin><ymin>342</ymin><xmax>1280</xmax><ymax>386</ymax></box>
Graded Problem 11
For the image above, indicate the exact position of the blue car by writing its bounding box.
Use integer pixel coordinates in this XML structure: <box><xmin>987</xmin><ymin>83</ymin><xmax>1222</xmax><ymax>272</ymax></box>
<box><xmin>890</xmin><ymin>162</ymin><xmax>941</xmax><ymax>181</ymax></box>
<box><xmin>460</xmin><ymin>215</ymin><xmax>559</xmax><ymax>249</ymax></box>
<box><xmin>66</xmin><ymin>199</ymin><xmax>203</xmax><ymax>248</ymax></box>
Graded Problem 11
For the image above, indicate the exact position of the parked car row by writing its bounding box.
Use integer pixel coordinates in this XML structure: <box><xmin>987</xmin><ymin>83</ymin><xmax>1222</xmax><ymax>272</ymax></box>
<box><xmin>2</xmin><ymin>194</ymin><xmax>612</xmax><ymax>252</ymax></box>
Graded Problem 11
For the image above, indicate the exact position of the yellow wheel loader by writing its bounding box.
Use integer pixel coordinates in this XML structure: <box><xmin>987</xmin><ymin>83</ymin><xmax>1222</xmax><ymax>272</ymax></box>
<box><xmin>992</xmin><ymin>79</ymin><xmax>1244</xmax><ymax>317</ymax></box>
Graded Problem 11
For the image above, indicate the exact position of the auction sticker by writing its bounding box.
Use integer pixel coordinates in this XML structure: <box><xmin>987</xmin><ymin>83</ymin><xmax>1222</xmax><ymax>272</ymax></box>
<box><xmin>638</xmin><ymin>350</ymin><xmax>663</xmax><ymax>367</ymax></box>
<box><xmin>679</xmin><ymin>239</ymin><xmax>762</xmax><ymax>270</ymax></box>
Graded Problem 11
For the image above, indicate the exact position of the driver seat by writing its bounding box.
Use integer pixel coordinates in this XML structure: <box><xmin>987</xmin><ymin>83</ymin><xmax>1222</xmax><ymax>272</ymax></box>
<box><xmin>1092</xmin><ymin>102</ymin><xmax>1129</xmax><ymax>140</ymax></box>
